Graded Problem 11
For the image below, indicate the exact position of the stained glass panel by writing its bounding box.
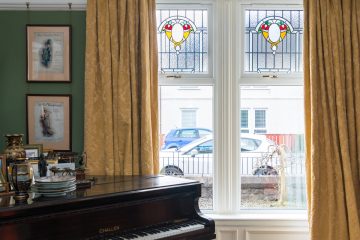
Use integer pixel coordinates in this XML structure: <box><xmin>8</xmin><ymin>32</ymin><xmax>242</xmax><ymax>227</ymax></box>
<box><xmin>157</xmin><ymin>9</ymin><xmax>208</xmax><ymax>73</ymax></box>
<box><xmin>244</xmin><ymin>9</ymin><xmax>303</xmax><ymax>73</ymax></box>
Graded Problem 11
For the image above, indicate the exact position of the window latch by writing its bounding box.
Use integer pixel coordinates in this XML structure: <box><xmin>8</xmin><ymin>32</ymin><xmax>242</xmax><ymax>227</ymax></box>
<box><xmin>262</xmin><ymin>74</ymin><xmax>278</xmax><ymax>78</ymax></box>
<box><xmin>166</xmin><ymin>75</ymin><xmax>182</xmax><ymax>79</ymax></box>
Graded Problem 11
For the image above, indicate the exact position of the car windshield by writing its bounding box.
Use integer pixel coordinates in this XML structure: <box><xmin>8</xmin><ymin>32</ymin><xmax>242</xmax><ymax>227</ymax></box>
<box><xmin>176</xmin><ymin>129</ymin><xmax>198</xmax><ymax>138</ymax></box>
<box><xmin>240</xmin><ymin>138</ymin><xmax>262</xmax><ymax>151</ymax></box>
<box><xmin>184</xmin><ymin>140</ymin><xmax>214</xmax><ymax>155</ymax></box>
<box><xmin>177</xmin><ymin>135</ymin><xmax>213</xmax><ymax>153</ymax></box>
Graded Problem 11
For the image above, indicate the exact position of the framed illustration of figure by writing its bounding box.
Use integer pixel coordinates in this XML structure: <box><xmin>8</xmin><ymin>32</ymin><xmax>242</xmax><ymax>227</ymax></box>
<box><xmin>26</xmin><ymin>25</ymin><xmax>71</xmax><ymax>82</ymax></box>
<box><xmin>26</xmin><ymin>94</ymin><xmax>72</xmax><ymax>151</ymax></box>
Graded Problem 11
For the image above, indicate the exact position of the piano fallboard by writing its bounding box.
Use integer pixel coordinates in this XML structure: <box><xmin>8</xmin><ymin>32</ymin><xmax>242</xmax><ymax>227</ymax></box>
<box><xmin>0</xmin><ymin>175</ymin><xmax>215</xmax><ymax>240</ymax></box>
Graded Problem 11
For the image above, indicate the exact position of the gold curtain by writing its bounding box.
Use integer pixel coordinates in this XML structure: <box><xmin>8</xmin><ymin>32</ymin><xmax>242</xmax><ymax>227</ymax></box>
<box><xmin>304</xmin><ymin>0</ymin><xmax>360</xmax><ymax>239</ymax></box>
<box><xmin>84</xmin><ymin>0</ymin><xmax>159</xmax><ymax>176</ymax></box>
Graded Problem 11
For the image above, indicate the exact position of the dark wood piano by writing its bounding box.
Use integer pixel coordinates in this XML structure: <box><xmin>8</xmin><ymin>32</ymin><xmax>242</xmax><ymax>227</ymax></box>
<box><xmin>0</xmin><ymin>175</ymin><xmax>215</xmax><ymax>240</ymax></box>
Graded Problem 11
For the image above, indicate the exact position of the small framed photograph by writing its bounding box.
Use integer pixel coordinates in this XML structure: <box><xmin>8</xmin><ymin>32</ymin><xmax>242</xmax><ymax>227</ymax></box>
<box><xmin>23</xmin><ymin>144</ymin><xmax>43</xmax><ymax>158</ymax></box>
<box><xmin>26</xmin><ymin>94</ymin><xmax>72</xmax><ymax>151</ymax></box>
<box><xmin>42</xmin><ymin>148</ymin><xmax>54</xmax><ymax>158</ymax></box>
<box><xmin>26</xmin><ymin>25</ymin><xmax>71</xmax><ymax>82</ymax></box>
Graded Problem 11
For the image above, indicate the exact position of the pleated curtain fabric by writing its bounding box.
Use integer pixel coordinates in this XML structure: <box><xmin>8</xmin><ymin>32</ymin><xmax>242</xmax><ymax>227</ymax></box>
<box><xmin>304</xmin><ymin>0</ymin><xmax>360</xmax><ymax>239</ymax></box>
<box><xmin>84</xmin><ymin>0</ymin><xmax>159</xmax><ymax>176</ymax></box>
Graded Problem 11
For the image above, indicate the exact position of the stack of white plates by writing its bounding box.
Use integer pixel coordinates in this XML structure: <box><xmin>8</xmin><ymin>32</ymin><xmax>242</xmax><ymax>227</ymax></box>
<box><xmin>32</xmin><ymin>176</ymin><xmax>76</xmax><ymax>197</ymax></box>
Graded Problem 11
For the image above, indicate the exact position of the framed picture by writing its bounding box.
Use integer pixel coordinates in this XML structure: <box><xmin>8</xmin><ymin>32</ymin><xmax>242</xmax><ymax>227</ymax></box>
<box><xmin>42</xmin><ymin>148</ymin><xmax>54</xmax><ymax>158</ymax></box>
<box><xmin>26</xmin><ymin>94</ymin><xmax>72</xmax><ymax>151</ymax></box>
<box><xmin>0</xmin><ymin>154</ymin><xmax>6</xmax><ymax>177</ymax></box>
<box><xmin>23</xmin><ymin>144</ymin><xmax>43</xmax><ymax>158</ymax></box>
<box><xmin>26</xmin><ymin>25</ymin><xmax>71</xmax><ymax>82</ymax></box>
<box><xmin>0</xmin><ymin>154</ymin><xmax>10</xmax><ymax>194</ymax></box>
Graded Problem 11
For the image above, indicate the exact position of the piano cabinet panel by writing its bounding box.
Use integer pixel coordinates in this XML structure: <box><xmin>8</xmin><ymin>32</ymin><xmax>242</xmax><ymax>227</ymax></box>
<box><xmin>1</xmin><ymin>193</ymin><xmax>196</xmax><ymax>239</ymax></box>
<box><xmin>0</xmin><ymin>176</ymin><xmax>215</xmax><ymax>240</ymax></box>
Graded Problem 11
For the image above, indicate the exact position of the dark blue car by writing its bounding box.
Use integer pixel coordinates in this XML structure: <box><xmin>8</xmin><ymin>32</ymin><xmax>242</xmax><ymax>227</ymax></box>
<box><xmin>161</xmin><ymin>128</ymin><xmax>212</xmax><ymax>150</ymax></box>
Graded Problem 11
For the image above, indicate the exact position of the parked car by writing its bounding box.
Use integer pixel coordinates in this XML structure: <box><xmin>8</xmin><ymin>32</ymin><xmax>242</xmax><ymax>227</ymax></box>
<box><xmin>161</xmin><ymin>128</ymin><xmax>212</xmax><ymax>150</ymax></box>
<box><xmin>159</xmin><ymin>134</ymin><xmax>277</xmax><ymax>176</ymax></box>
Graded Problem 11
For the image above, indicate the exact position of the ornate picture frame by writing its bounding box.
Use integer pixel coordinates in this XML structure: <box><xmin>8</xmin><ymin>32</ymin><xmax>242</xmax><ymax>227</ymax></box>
<box><xmin>26</xmin><ymin>25</ymin><xmax>71</xmax><ymax>82</ymax></box>
<box><xmin>26</xmin><ymin>94</ymin><xmax>72</xmax><ymax>151</ymax></box>
<box><xmin>23</xmin><ymin>144</ymin><xmax>43</xmax><ymax>158</ymax></box>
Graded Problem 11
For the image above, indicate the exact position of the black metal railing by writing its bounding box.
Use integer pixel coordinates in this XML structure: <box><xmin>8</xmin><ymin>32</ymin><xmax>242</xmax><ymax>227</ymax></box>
<box><xmin>159</xmin><ymin>151</ymin><xmax>305</xmax><ymax>176</ymax></box>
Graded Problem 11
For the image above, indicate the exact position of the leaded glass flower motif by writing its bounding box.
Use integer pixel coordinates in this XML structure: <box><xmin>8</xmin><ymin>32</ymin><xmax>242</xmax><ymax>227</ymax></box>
<box><xmin>158</xmin><ymin>16</ymin><xmax>197</xmax><ymax>54</ymax></box>
<box><xmin>255</xmin><ymin>17</ymin><xmax>294</xmax><ymax>54</ymax></box>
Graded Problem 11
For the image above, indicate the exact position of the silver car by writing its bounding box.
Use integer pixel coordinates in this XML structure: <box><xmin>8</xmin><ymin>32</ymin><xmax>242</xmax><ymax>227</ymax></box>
<box><xmin>159</xmin><ymin>134</ymin><xmax>277</xmax><ymax>176</ymax></box>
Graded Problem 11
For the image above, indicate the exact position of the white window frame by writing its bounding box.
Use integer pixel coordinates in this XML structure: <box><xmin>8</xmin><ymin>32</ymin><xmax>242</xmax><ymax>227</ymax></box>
<box><xmin>214</xmin><ymin>0</ymin><xmax>306</xmax><ymax>216</ymax></box>
<box><xmin>157</xmin><ymin>1</ymin><xmax>215</xmax><ymax>84</ymax></box>
<box><xmin>237</xmin><ymin>2</ymin><xmax>304</xmax><ymax>85</ymax></box>
<box><xmin>157</xmin><ymin>0</ymin><xmax>307</xmax><ymax>220</ymax></box>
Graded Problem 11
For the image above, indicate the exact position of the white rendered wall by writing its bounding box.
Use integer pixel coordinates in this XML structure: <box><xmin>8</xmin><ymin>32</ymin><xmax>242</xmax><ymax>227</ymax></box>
<box><xmin>160</xmin><ymin>85</ymin><xmax>303</xmax><ymax>135</ymax></box>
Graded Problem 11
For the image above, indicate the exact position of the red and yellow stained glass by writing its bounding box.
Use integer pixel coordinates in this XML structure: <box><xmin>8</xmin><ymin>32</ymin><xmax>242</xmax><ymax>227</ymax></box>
<box><xmin>158</xmin><ymin>16</ymin><xmax>197</xmax><ymax>54</ymax></box>
<box><xmin>255</xmin><ymin>17</ymin><xmax>294</xmax><ymax>54</ymax></box>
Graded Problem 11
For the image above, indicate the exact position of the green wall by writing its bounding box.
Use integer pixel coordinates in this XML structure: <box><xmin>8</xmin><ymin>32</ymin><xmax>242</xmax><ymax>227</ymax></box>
<box><xmin>0</xmin><ymin>11</ymin><xmax>86</xmax><ymax>153</ymax></box>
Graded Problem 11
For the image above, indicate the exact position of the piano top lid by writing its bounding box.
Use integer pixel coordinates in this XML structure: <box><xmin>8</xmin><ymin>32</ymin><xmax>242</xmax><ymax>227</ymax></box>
<box><xmin>0</xmin><ymin>175</ymin><xmax>201</xmax><ymax>213</ymax></box>
<box><xmin>85</xmin><ymin>175</ymin><xmax>200</xmax><ymax>198</ymax></box>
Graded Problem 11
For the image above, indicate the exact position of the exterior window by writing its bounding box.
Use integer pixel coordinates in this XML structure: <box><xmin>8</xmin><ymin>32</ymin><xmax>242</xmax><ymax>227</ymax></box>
<box><xmin>241</xmin><ymin>109</ymin><xmax>249</xmax><ymax>133</ymax></box>
<box><xmin>181</xmin><ymin>109</ymin><xmax>197</xmax><ymax>128</ymax></box>
<box><xmin>240</xmin><ymin>86</ymin><xmax>305</xmax><ymax>209</ymax></box>
<box><xmin>158</xmin><ymin>2</ymin><xmax>306</xmax><ymax>213</ymax></box>
<box><xmin>157</xmin><ymin>8</ymin><xmax>209</xmax><ymax>73</ymax></box>
<box><xmin>157</xmin><ymin>4</ymin><xmax>213</xmax><ymax>211</ymax></box>
<box><xmin>159</xmin><ymin>86</ymin><xmax>213</xmax><ymax>209</ymax></box>
<box><xmin>254</xmin><ymin>109</ymin><xmax>266</xmax><ymax>133</ymax></box>
<box><xmin>244</xmin><ymin>9</ymin><xmax>303</xmax><ymax>73</ymax></box>
<box><xmin>240</xmin><ymin>6</ymin><xmax>305</xmax><ymax>209</ymax></box>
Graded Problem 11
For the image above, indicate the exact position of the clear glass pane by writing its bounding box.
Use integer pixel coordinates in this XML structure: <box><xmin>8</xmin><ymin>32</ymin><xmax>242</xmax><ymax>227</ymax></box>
<box><xmin>159</xmin><ymin>86</ymin><xmax>213</xmax><ymax>209</ymax></box>
<box><xmin>241</xmin><ymin>110</ymin><xmax>249</xmax><ymax>128</ymax></box>
<box><xmin>255</xmin><ymin>110</ymin><xmax>266</xmax><ymax>128</ymax></box>
<box><xmin>244</xmin><ymin>9</ymin><xmax>303</xmax><ymax>73</ymax></box>
<box><xmin>240</xmin><ymin>86</ymin><xmax>306</xmax><ymax>209</ymax></box>
<box><xmin>157</xmin><ymin>9</ymin><xmax>208</xmax><ymax>73</ymax></box>
<box><xmin>181</xmin><ymin>110</ymin><xmax>197</xmax><ymax>128</ymax></box>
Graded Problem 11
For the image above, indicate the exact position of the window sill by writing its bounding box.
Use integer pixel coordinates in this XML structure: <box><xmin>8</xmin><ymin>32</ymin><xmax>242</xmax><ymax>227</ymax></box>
<box><xmin>207</xmin><ymin>213</ymin><xmax>307</xmax><ymax>221</ymax></box>
<box><xmin>204</xmin><ymin>210</ymin><xmax>308</xmax><ymax>225</ymax></box>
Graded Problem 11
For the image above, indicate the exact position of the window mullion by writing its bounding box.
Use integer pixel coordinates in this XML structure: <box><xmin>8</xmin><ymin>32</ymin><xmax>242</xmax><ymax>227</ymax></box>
<box><xmin>213</xmin><ymin>0</ymin><xmax>241</xmax><ymax>214</ymax></box>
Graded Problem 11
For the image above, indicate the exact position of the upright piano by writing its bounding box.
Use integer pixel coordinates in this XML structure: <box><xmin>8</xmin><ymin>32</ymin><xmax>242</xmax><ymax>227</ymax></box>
<box><xmin>0</xmin><ymin>175</ymin><xmax>216</xmax><ymax>240</ymax></box>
